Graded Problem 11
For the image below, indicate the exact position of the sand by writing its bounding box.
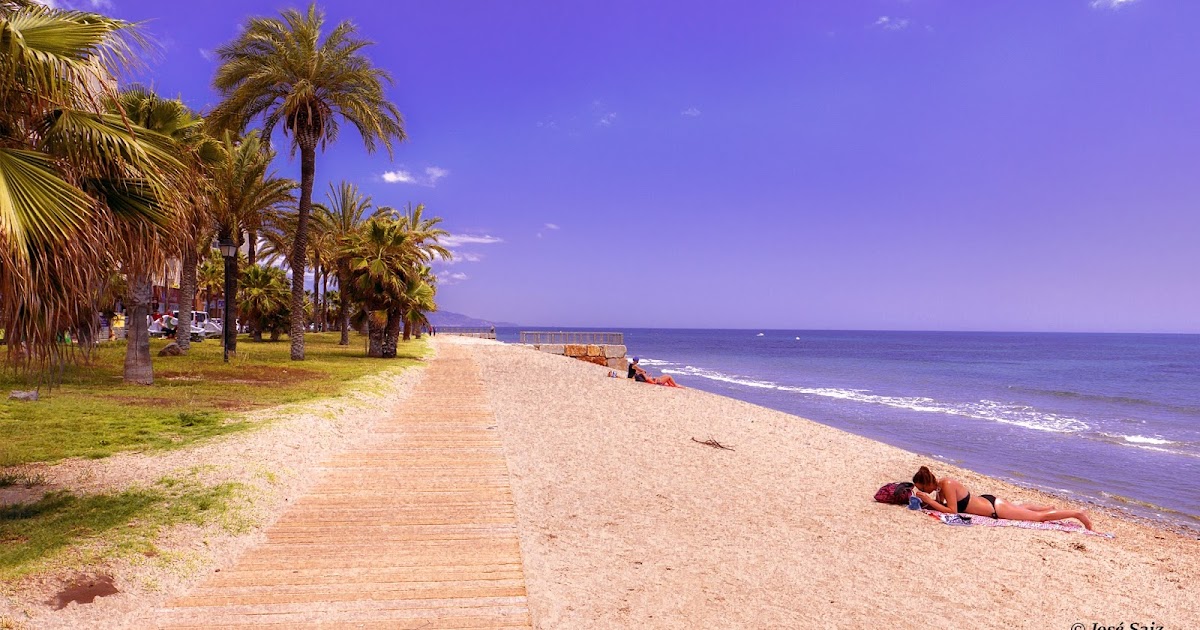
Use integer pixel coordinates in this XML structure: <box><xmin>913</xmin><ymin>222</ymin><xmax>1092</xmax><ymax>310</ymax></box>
<box><xmin>5</xmin><ymin>335</ymin><xmax>1197</xmax><ymax>629</ymax></box>
<box><xmin>453</xmin><ymin>336</ymin><xmax>1200</xmax><ymax>629</ymax></box>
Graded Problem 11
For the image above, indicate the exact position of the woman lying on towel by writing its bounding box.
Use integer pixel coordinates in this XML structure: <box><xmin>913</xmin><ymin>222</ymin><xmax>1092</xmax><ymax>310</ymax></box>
<box><xmin>627</xmin><ymin>357</ymin><xmax>681</xmax><ymax>387</ymax></box>
<box><xmin>912</xmin><ymin>466</ymin><xmax>1093</xmax><ymax>530</ymax></box>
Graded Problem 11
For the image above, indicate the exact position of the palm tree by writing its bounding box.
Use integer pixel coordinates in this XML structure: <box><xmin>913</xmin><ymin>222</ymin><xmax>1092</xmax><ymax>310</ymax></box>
<box><xmin>103</xmin><ymin>88</ymin><xmax>197</xmax><ymax>384</ymax></box>
<box><xmin>238</xmin><ymin>264</ymin><xmax>291</xmax><ymax>342</ymax></box>
<box><xmin>211</xmin><ymin>3</ymin><xmax>406</xmax><ymax>361</ymax></box>
<box><xmin>395</xmin><ymin>203</ymin><xmax>450</xmax><ymax>340</ymax></box>
<box><xmin>315</xmin><ymin>182</ymin><xmax>373</xmax><ymax>345</ymax></box>
<box><xmin>0</xmin><ymin>2</ymin><xmax>175</xmax><ymax>376</ymax></box>
<box><xmin>208</xmin><ymin>131</ymin><xmax>297</xmax><ymax>355</ymax></box>
<box><xmin>197</xmin><ymin>249</ymin><xmax>225</xmax><ymax>316</ymax></box>
<box><xmin>342</xmin><ymin>217</ymin><xmax>410</xmax><ymax>358</ymax></box>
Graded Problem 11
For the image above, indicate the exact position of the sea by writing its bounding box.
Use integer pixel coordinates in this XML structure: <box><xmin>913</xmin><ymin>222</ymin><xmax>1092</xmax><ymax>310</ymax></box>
<box><xmin>495</xmin><ymin>328</ymin><xmax>1200</xmax><ymax>531</ymax></box>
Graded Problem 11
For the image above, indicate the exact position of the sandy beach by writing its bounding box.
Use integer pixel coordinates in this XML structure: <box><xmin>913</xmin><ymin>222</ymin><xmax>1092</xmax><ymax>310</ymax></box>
<box><xmin>4</xmin><ymin>336</ymin><xmax>1196</xmax><ymax>628</ymax></box>
<box><xmin>456</xmin><ymin>336</ymin><xmax>1199</xmax><ymax>628</ymax></box>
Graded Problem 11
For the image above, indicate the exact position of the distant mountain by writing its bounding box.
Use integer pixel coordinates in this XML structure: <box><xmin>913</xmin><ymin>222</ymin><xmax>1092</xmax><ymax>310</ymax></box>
<box><xmin>428</xmin><ymin>310</ymin><xmax>520</xmax><ymax>328</ymax></box>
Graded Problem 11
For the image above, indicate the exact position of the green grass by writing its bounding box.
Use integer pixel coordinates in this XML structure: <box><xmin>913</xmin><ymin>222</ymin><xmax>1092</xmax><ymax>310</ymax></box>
<box><xmin>0</xmin><ymin>476</ymin><xmax>247</xmax><ymax>581</ymax></box>
<box><xmin>0</xmin><ymin>333</ymin><xmax>427</xmax><ymax>466</ymax></box>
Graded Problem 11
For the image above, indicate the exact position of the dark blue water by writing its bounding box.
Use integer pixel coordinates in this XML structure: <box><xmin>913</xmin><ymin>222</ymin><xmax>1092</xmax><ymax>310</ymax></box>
<box><xmin>497</xmin><ymin>328</ymin><xmax>1200</xmax><ymax>529</ymax></box>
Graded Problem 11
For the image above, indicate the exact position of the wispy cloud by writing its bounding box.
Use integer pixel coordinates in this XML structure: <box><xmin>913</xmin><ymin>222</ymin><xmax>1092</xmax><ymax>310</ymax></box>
<box><xmin>597</xmin><ymin>111</ymin><xmax>618</xmax><ymax>127</ymax></box>
<box><xmin>1090</xmin><ymin>0</ymin><xmax>1137</xmax><ymax>8</ymax></box>
<box><xmin>681</xmin><ymin>107</ymin><xmax>701</xmax><ymax>118</ymax></box>
<box><xmin>440</xmin><ymin>272</ymin><xmax>469</xmax><ymax>285</ymax></box>
<box><xmin>381</xmin><ymin>166</ymin><xmax>450</xmax><ymax>187</ymax></box>
<box><xmin>873</xmin><ymin>16</ymin><xmax>911</xmax><ymax>30</ymax></box>
<box><xmin>199</xmin><ymin>48</ymin><xmax>214</xmax><ymax>61</ymax></box>
<box><xmin>37</xmin><ymin>0</ymin><xmax>114</xmax><ymax>8</ymax></box>
<box><xmin>544</xmin><ymin>223</ymin><xmax>560</xmax><ymax>230</ymax></box>
<box><xmin>439</xmin><ymin>252</ymin><xmax>483</xmax><ymax>266</ymax></box>
<box><xmin>441</xmin><ymin>234</ymin><xmax>503</xmax><ymax>248</ymax></box>
<box><xmin>537</xmin><ymin>222</ymin><xmax>562</xmax><ymax>239</ymax></box>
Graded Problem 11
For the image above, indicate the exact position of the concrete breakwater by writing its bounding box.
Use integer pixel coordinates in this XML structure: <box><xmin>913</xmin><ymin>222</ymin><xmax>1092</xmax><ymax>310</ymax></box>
<box><xmin>528</xmin><ymin>343</ymin><xmax>628</xmax><ymax>372</ymax></box>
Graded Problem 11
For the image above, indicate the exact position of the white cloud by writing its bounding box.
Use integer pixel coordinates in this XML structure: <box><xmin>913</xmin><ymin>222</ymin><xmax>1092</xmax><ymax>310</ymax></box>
<box><xmin>199</xmin><ymin>48</ymin><xmax>214</xmax><ymax>61</ymax></box>
<box><xmin>440</xmin><ymin>234</ymin><xmax>503</xmax><ymax>248</ymax></box>
<box><xmin>439</xmin><ymin>251</ymin><xmax>483</xmax><ymax>266</ymax></box>
<box><xmin>681</xmin><ymin>107</ymin><xmax>701</xmax><ymax>117</ymax></box>
<box><xmin>440</xmin><ymin>271</ymin><xmax>469</xmax><ymax>285</ymax></box>
<box><xmin>381</xmin><ymin>169</ymin><xmax>415</xmax><ymax>184</ymax></box>
<box><xmin>874</xmin><ymin>16</ymin><xmax>911</xmax><ymax>30</ymax></box>
<box><xmin>37</xmin><ymin>0</ymin><xmax>114</xmax><ymax>8</ymax></box>
<box><xmin>1090</xmin><ymin>0</ymin><xmax>1137</xmax><ymax>8</ymax></box>
<box><xmin>381</xmin><ymin>166</ymin><xmax>449</xmax><ymax>187</ymax></box>
<box><xmin>597</xmin><ymin>111</ymin><xmax>617</xmax><ymax>127</ymax></box>
<box><xmin>544</xmin><ymin>223</ymin><xmax>559</xmax><ymax>230</ymax></box>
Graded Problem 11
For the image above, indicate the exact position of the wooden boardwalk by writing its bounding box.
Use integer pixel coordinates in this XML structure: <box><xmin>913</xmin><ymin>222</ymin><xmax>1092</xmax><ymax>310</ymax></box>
<box><xmin>153</xmin><ymin>344</ymin><xmax>533</xmax><ymax>629</ymax></box>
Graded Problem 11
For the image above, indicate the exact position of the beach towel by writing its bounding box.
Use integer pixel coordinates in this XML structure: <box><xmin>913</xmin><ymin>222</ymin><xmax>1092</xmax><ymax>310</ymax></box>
<box><xmin>923</xmin><ymin>510</ymin><xmax>1113</xmax><ymax>538</ymax></box>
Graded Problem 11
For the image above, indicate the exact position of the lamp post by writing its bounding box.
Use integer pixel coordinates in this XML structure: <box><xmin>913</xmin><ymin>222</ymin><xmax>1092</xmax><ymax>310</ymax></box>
<box><xmin>218</xmin><ymin>236</ymin><xmax>238</xmax><ymax>363</ymax></box>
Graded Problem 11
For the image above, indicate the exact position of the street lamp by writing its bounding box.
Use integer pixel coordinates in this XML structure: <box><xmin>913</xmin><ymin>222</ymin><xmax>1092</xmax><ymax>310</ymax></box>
<box><xmin>218</xmin><ymin>236</ymin><xmax>237</xmax><ymax>363</ymax></box>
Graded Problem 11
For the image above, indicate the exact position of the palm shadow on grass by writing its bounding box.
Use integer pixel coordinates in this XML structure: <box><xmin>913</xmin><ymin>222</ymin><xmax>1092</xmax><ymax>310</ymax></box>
<box><xmin>0</xmin><ymin>480</ymin><xmax>244</xmax><ymax>581</ymax></box>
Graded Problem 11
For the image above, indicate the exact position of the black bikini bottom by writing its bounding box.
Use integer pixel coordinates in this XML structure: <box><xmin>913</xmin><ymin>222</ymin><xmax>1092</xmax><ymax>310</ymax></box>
<box><xmin>981</xmin><ymin>494</ymin><xmax>998</xmax><ymax>519</ymax></box>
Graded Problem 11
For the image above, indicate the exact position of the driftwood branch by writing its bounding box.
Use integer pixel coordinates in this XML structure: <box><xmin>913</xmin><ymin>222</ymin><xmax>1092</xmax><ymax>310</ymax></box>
<box><xmin>691</xmin><ymin>436</ymin><xmax>734</xmax><ymax>451</ymax></box>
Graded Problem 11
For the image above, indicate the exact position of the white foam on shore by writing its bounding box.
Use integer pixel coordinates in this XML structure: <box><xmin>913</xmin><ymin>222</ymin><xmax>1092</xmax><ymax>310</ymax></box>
<box><xmin>1120</xmin><ymin>434</ymin><xmax>1175</xmax><ymax>445</ymax></box>
<box><xmin>662</xmin><ymin>364</ymin><xmax>1091</xmax><ymax>434</ymax></box>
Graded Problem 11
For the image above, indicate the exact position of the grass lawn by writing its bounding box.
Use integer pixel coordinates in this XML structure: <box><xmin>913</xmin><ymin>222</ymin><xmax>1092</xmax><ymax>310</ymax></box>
<box><xmin>0</xmin><ymin>475</ymin><xmax>248</xmax><ymax>581</ymax></box>
<box><xmin>0</xmin><ymin>333</ymin><xmax>427</xmax><ymax>466</ymax></box>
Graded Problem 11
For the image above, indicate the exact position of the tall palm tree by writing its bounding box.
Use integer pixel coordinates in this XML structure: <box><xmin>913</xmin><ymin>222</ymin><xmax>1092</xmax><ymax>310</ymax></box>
<box><xmin>211</xmin><ymin>3</ymin><xmax>406</xmax><ymax>361</ymax></box>
<box><xmin>315</xmin><ymin>181</ymin><xmax>373</xmax><ymax>345</ymax></box>
<box><xmin>0</xmin><ymin>2</ymin><xmax>175</xmax><ymax>376</ymax></box>
<box><xmin>208</xmin><ymin>131</ymin><xmax>297</xmax><ymax>355</ymax></box>
<box><xmin>103</xmin><ymin>88</ymin><xmax>196</xmax><ymax>384</ymax></box>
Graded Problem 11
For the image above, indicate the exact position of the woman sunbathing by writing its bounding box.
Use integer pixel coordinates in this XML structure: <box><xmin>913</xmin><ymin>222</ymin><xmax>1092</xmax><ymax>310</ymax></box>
<box><xmin>912</xmin><ymin>465</ymin><xmax>1093</xmax><ymax>530</ymax></box>
<box><xmin>627</xmin><ymin>357</ymin><xmax>681</xmax><ymax>387</ymax></box>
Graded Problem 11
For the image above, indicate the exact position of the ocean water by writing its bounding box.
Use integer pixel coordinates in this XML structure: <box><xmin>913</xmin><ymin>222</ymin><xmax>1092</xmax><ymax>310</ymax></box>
<box><xmin>495</xmin><ymin>328</ymin><xmax>1200</xmax><ymax>529</ymax></box>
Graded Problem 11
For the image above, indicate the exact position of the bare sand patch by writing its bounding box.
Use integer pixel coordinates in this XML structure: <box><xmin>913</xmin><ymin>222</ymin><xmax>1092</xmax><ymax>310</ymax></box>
<box><xmin>454</xmin><ymin>336</ymin><xmax>1200</xmax><ymax>628</ymax></box>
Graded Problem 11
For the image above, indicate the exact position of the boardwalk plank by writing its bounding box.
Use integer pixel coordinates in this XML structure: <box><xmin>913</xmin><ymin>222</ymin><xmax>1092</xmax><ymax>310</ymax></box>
<box><xmin>152</xmin><ymin>347</ymin><xmax>533</xmax><ymax>628</ymax></box>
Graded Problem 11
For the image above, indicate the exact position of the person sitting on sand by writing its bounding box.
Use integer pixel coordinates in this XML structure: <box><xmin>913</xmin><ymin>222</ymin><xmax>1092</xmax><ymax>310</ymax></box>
<box><xmin>626</xmin><ymin>357</ymin><xmax>681</xmax><ymax>388</ymax></box>
<box><xmin>912</xmin><ymin>465</ymin><xmax>1093</xmax><ymax>530</ymax></box>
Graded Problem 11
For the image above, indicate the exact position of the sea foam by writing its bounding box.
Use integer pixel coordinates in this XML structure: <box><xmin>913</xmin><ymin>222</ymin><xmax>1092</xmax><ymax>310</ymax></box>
<box><xmin>662</xmin><ymin>364</ymin><xmax>1091</xmax><ymax>434</ymax></box>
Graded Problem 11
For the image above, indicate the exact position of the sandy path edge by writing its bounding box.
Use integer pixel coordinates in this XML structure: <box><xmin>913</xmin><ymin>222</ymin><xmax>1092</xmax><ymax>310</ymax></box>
<box><xmin>0</xmin><ymin>350</ymin><xmax>431</xmax><ymax>630</ymax></box>
<box><xmin>455</xmin><ymin>337</ymin><xmax>1199</xmax><ymax>629</ymax></box>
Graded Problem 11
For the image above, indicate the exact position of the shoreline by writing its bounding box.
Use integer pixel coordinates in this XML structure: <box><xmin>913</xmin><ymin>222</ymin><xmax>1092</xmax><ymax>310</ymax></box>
<box><xmin>456</xmin><ymin>336</ymin><xmax>1199</xmax><ymax>627</ymax></box>
<box><xmin>529</xmin><ymin>338</ymin><xmax>1199</xmax><ymax>538</ymax></box>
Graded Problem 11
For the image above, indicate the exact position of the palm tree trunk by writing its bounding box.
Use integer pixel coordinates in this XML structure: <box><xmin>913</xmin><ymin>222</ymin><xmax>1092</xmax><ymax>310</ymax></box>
<box><xmin>176</xmin><ymin>248</ymin><xmax>198</xmax><ymax>353</ymax></box>
<box><xmin>247</xmin><ymin>229</ymin><xmax>257</xmax><ymax>266</ymax></box>
<box><xmin>337</xmin><ymin>264</ymin><xmax>351</xmax><ymax>345</ymax></box>
<box><xmin>289</xmin><ymin>143</ymin><xmax>316</xmax><ymax>360</ymax></box>
<box><xmin>321</xmin><ymin>272</ymin><xmax>329</xmax><ymax>332</ymax></box>
<box><xmin>314</xmin><ymin>264</ymin><xmax>324</xmax><ymax>333</ymax></box>
<box><xmin>383</xmin><ymin>309</ymin><xmax>401</xmax><ymax>358</ymax></box>
<box><xmin>124</xmin><ymin>272</ymin><xmax>154</xmax><ymax>385</ymax></box>
<box><xmin>224</xmin><ymin>251</ymin><xmax>239</xmax><ymax>355</ymax></box>
<box><xmin>367</xmin><ymin>314</ymin><xmax>384</xmax><ymax>358</ymax></box>
<box><xmin>402</xmin><ymin>318</ymin><xmax>412</xmax><ymax>342</ymax></box>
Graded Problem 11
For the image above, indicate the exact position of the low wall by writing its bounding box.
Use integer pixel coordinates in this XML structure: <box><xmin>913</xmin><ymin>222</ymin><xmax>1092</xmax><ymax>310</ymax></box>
<box><xmin>528</xmin><ymin>343</ymin><xmax>628</xmax><ymax>372</ymax></box>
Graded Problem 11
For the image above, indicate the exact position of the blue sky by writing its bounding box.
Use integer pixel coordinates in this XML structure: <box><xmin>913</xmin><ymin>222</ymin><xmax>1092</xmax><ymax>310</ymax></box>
<box><xmin>82</xmin><ymin>0</ymin><xmax>1198</xmax><ymax>332</ymax></box>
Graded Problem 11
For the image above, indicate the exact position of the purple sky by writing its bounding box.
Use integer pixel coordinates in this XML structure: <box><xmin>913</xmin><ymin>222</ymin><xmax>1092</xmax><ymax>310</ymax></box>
<box><xmin>92</xmin><ymin>0</ymin><xmax>1197</xmax><ymax>332</ymax></box>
